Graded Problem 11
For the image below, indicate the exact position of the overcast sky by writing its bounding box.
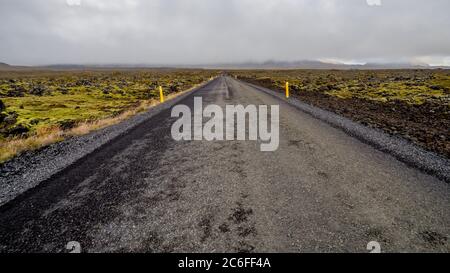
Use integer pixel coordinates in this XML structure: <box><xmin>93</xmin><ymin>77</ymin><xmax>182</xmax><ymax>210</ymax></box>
<box><xmin>1</xmin><ymin>0</ymin><xmax>450</xmax><ymax>66</ymax></box>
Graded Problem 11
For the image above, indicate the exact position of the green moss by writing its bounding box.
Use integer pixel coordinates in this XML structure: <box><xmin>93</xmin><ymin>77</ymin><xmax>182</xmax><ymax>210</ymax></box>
<box><xmin>0</xmin><ymin>69</ymin><xmax>216</xmax><ymax>137</ymax></box>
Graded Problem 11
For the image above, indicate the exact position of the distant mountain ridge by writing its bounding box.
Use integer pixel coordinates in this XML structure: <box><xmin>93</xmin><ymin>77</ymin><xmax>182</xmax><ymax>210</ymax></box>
<box><xmin>0</xmin><ymin>60</ymin><xmax>448</xmax><ymax>70</ymax></box>
<box><xmin>201</xmin><ymin>60</ymin><xmax>435</xmax><ymax>70</ymax></box>
<box><xmin>0</xmin><ymin>62</ymin><xmax>31</xmax><ymax>71</ymax></box>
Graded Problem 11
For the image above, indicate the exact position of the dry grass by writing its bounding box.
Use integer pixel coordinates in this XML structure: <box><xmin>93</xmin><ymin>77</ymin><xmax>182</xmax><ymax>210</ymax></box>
<box><xmin>67</xmin><ymin>99</ymin><xmax>158</xmax><ymax>136</ymax></box>
<box><xmin>0</xmin><ymin>81</ymin><xmax>205</xmax><ymax>163</ymax></box>
<box><xmin>0</xmin><ymin>126</ymin><xmax>64</xmax><ymax>162</ymax></box>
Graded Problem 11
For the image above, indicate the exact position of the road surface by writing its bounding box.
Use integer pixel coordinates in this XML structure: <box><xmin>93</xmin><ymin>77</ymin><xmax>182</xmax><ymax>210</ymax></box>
<box><xmin>0</xmin><ymin>76</ymin><xmax>449</xmax><ymax>252</ymax></box>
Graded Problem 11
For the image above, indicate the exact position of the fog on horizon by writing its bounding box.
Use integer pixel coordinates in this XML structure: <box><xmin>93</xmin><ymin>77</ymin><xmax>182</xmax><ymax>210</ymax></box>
<box><xmin>1</xmin><ymin>0</ymin><xmax>450</xmax><ymax>66</ymax></box>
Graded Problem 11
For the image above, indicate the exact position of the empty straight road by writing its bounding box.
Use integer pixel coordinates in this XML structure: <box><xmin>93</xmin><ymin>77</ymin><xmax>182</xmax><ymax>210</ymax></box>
<box><xmin>0</xmin><ymin>76</ymin><xmax>449</xmax><ymax>253</ymax></box>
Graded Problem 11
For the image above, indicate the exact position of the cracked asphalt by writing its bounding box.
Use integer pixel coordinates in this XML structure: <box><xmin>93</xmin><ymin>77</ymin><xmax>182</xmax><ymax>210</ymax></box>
<box><xmin>0</xmin><ymin>76</ymin><xmax>449</xmax><ymax>253</ymax></box>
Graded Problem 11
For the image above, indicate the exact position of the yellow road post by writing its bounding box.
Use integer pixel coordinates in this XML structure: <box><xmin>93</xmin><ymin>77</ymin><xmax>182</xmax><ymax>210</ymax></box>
<box><xmin>285</xmin><ymin>82</ymin><xmax>290</xmax><ymax>98</ymax></box>
<box><xmin>159</xmin><ymin>86</ymin><xmax>164</xmax><ymax>103</ymax></box>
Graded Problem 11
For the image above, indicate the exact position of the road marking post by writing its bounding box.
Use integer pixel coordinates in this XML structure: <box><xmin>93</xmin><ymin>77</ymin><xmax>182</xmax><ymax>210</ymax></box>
<box><xmin>285</xmin><ymin>82</ymin><xmax>290</xmax><ymax>98</ymax></box>
<box><xmin>159</xmin><ymin>86</ymin><xmax>165</xmax><ymax>103</ymax></box>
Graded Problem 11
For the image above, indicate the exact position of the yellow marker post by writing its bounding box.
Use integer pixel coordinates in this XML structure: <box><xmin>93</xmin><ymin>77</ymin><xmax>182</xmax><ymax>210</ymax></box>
<box><xmin>285</xmin><ymin>82</ymin><xmax>290</xmax><ymax>98</ymax></box>
<box><xmin>159</xmin><ymin>86</ymin><xmax>164</xmax><ymax>103</ymax></box>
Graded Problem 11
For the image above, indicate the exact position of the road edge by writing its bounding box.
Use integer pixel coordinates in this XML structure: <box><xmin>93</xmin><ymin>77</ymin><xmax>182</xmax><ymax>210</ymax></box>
<box><xmin>236</xmin><ymin>78</ymin><xmax>450</xmax><ymax>183</ymax></box>
<box><xmin>0</xmin><ymin>78</ymin><xmax>217</xmax><ymax>207</ymax></box>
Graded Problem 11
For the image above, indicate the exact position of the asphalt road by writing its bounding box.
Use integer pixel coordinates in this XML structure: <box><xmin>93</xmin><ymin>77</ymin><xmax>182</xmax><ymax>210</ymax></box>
<box><xmin>0</xmin><ymin>76</ymin><xmax>449</xmax><ymax>253</ymax></box>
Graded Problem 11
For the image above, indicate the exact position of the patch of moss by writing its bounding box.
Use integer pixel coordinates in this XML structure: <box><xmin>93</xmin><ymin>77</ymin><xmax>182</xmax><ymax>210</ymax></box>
<box><xmin>0</xmin><ymin>69</ymin><xmax>216</xmax><ymax>138</ymax></box>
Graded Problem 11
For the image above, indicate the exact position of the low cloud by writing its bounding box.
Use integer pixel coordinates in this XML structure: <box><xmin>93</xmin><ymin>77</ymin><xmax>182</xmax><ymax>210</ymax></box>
<box><xmin>366</xmin><ymin>0</ymin><xmax>382</xmax><ymax>6</ymax></box>
<box><xmin>0</xmin><ymin>0</ymin><xmax>449</xmax><ymax>65</ymax></box>
<box><xmin>66</xmin><ymin>0</ymin><xmax>81</xmax><ymax>6</ymax></box>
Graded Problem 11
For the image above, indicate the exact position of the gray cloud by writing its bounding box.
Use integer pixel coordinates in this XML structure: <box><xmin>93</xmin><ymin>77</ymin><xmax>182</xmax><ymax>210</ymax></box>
<box><xmin>1</xmin><ymin>0</ymin><xmax>450</xmax><ymax>65</ymax></box>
